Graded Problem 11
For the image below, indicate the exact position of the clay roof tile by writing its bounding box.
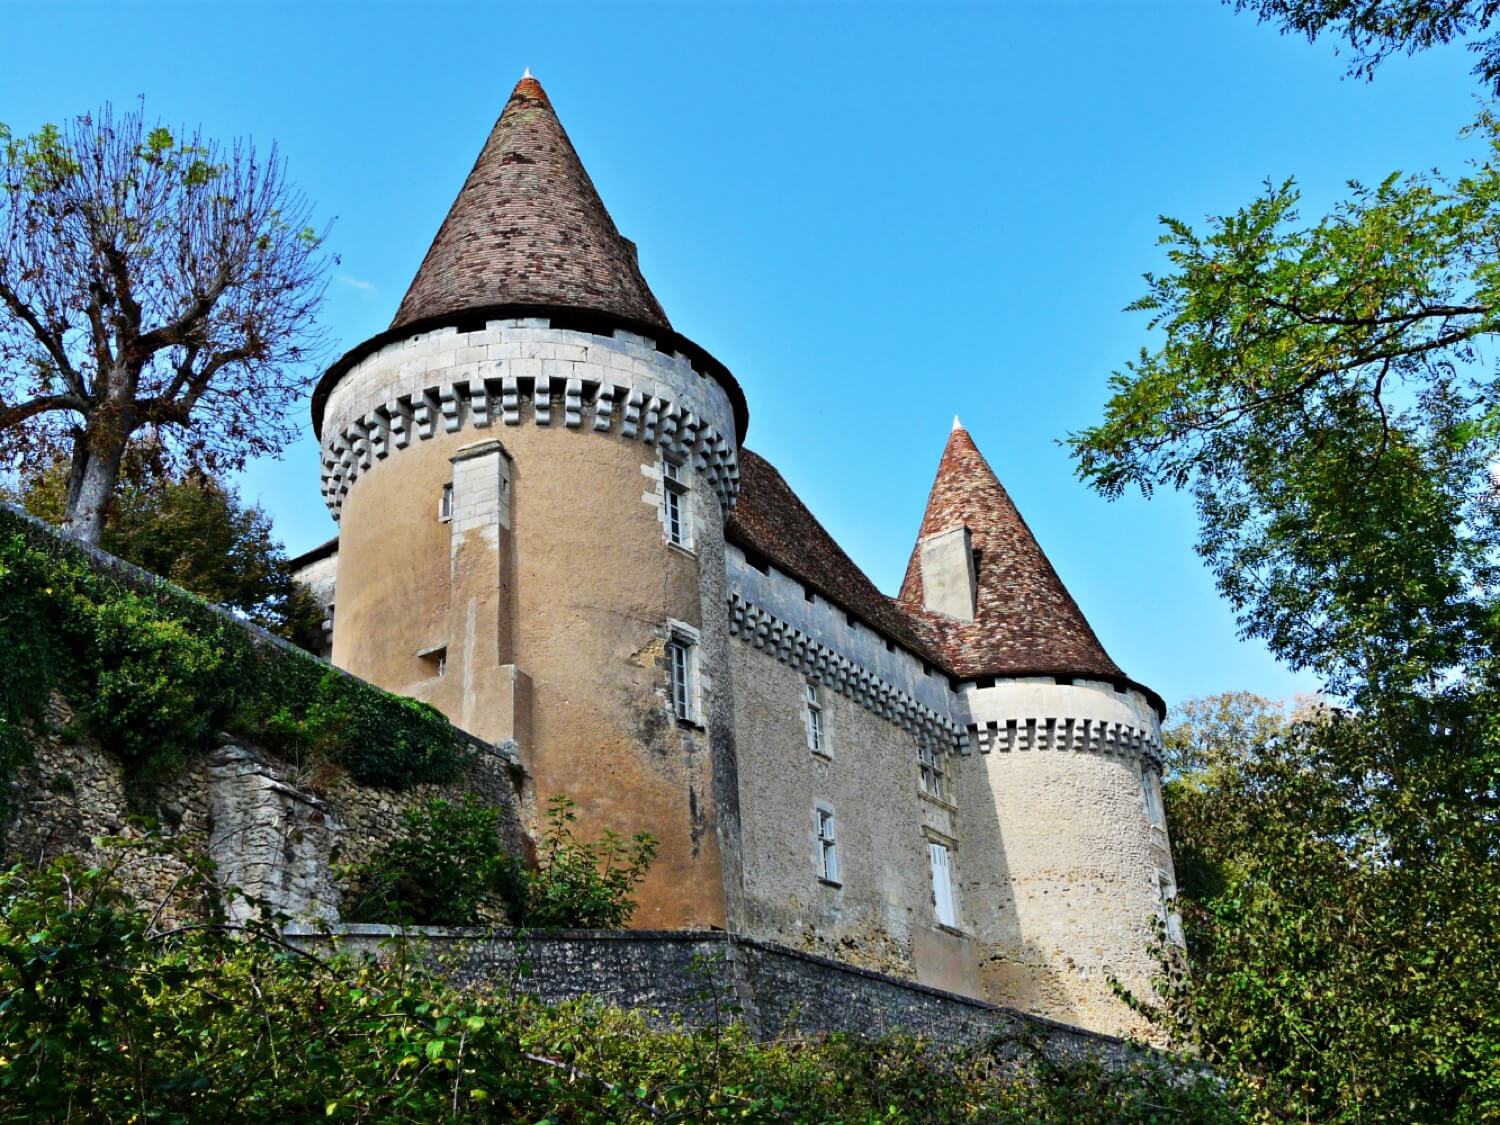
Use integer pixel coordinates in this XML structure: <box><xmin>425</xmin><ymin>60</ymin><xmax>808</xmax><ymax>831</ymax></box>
<box><xmin>391</xmin><ymin>73</ymin><xmax>670</xmax><ymax>332</ymax></box>
<box><xmin>896</xmin><ymin>422</ymin><xmax>1124</xmax><ymax>681</ymax></box>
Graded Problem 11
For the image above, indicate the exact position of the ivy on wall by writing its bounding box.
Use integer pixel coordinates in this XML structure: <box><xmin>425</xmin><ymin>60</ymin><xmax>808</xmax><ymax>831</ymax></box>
<box><xmin>0</xmin><ymin>504</ymin><xmax>464</xmax><ymax>793</ymax></box>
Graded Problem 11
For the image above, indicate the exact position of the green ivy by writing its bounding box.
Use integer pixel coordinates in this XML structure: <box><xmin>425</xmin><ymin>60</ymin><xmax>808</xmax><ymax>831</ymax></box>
<box><xmin>0</xmin><ymin>505</ymin><xmax>464</xmax><ymax>790</ymax></box>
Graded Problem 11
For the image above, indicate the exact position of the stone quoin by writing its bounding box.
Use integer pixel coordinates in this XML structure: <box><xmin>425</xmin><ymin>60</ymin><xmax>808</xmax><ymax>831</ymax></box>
<box><xmin>293</xmin><ymin>72</ymin><xmax>1180</xmax><ymax>1039</ymax></box>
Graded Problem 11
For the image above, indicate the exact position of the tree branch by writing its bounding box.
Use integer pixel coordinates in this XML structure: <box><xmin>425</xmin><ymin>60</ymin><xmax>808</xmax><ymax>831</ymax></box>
<box><xmin>0</xmin><ymin>278</ymin><xmax>87</xmax><ymax>399</ymax></box>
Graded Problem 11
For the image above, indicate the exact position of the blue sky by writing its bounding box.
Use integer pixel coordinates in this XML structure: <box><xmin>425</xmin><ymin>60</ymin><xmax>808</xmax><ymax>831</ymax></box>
<box><xmin>2</xmin><ymin>1</ymin><xmax>1484</xmax><ymax>710</ymax></box>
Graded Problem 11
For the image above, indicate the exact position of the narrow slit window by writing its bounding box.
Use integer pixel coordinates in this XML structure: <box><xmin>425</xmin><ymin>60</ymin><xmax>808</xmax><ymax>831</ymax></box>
<box><xmin>663</xmin><ymin>458</ymin><xmax>688</xmax><ymax>547</ymax></box>
<box><xmin>438</xmin><ymin>482</ymin><xmax>454</xmax><ymax>522</ymax></box>
<box><xmin>1141</xmin><ymin>765</ymin><xmax>1166</xmax><ymax>828</ymax></box>
<box><xmin>805</xmin><ymin>681</ymin><xmax>826</xmax><ymax>755</ymax></box>
<box><xmin>929</xmin><ymin>841</ymin><xmax>957</xmax><ymax>928</ymax></box>
<box><xmin>918</xmin><ymin>739</ymin><xmax>945</xmax><ymax>801</ymax></box>
<box><xmin>815</xmin><ymin>804</ymin><xmax>840</xmax><ymax>884</ymax></box>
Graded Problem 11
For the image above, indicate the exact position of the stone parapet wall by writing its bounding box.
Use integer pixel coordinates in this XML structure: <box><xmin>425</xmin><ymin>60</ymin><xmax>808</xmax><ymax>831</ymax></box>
<box><xmin>284</xmin><ymin>924</ymin><xmax>1140</xmax><ymax>1064</ymax></box>
<box><xmin>320</xmin><ymin>320</ymin><xmax>741</xmax><ymax>519</ymax></box>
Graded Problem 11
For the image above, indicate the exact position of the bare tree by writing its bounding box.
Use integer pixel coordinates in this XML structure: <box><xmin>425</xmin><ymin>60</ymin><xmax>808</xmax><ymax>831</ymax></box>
<box><xmin>0</xmin><ymin>103</ymin><xmax>332</xmax><ymax>543</ymax></box>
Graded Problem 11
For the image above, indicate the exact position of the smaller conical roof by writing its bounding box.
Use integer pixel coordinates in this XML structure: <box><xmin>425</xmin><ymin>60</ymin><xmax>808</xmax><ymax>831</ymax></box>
<box><xmin>897</xmin><ymin>422</ymin><xmax>1124</xmax><ymax>682</ymax></box>
<box><xmin>391</xmin><ymin>72</ymin><xmax>670</xmax><ymax>332</ymax></box>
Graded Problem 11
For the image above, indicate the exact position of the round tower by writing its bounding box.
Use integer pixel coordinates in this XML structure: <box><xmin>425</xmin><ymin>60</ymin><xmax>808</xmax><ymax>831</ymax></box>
<box><xmin>898</xmin><ymin>420</ymin><xmax>1176</xmax><ymax>1038</ymax></box>
<box><xmin>312</xmin><ymin>74</ymin><xmax>748</xmax><ymax>929</ymax></box>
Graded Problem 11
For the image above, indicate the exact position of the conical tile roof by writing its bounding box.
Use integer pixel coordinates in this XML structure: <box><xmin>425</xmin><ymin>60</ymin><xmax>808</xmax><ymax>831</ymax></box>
<box><xmin>390</xmin><ymin>73</ymin><xmax>671</xmax><ymax>331</ymax></box>
<box><xmin>897</xmin><ymin>422</ymin><xmax>1124</xmax><ymax>681</ymax></box>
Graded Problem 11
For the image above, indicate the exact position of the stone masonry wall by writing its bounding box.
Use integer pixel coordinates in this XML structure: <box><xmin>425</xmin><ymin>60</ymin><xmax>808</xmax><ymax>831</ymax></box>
<box><xmin>3</xmin><ymin>696</ymin><xmax>524</xmax><ymax>925</ymax></box>
<box><xmin>285</xmin><ymin>924</ymin><xmax>1141</xmax><ymax>1066</ymax></box>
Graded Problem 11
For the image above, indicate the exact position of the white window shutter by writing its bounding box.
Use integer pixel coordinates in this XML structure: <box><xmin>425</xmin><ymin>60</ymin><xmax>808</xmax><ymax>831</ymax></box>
<box><xmin>929</xmin><ymin>842</ymin><xmax>956</xmax><ymax>928</ymax></box>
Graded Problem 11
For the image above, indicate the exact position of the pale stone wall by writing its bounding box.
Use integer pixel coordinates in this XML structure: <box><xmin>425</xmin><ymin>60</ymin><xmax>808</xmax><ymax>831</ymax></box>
<box><xmin>326</xmin><ymin>325</ymin><xmax>742</xmax><ymax>932</ymax></box>
<box><xmin>730</xmin><ymin>641</ymin><xmax>981</xmax><ymax>993</ymax></box>
<box><xmin>290</xmin><ymin>551</ymin><xmax>337</xmax><ymax>658</ymax></box>
<box><xmin>954</xmin><ymin>678</ymin><xmax>1174</xmax><ymax>1039</ymax></box>
<box><xmin>3</xmin><ymin>697</ymin><xmax>523</xmax><ymax>925</ymax></box>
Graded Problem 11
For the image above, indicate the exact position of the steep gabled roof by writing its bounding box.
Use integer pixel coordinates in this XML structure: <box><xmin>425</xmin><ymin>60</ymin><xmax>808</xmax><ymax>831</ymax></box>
<box><xmin>728</xmin><ymin>450</ymin><xmax>938</xmax><ymax>663</ymax></box>
<box><xmin>390</xmin><ymin>72</ymin><xmax>670</xmax><ymax>332</ymax></box>
<box><xmin>896</xmin><ymin>421</ymin><xmax>1124</xmax><ymax>682</ymax></box>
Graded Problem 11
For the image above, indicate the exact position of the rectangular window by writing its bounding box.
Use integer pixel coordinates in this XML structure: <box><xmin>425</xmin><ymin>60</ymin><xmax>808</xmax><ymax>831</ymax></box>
<box><xmin>663</xmin><ymin>458</ymin><xmax>688</xmax><ymax>547</ymax></box>
<box><xmin>438</xmin><ymin>482</ymin><xmax>454</xmax><ymax>522</ymax></box>
<box><xmin>929</xmin><ymin>841</ymin><xmax>957</xmax><ymax>928</ymax></box>
<box><xmin>1141</xmin><ymin>765</ymin><xmax>1166</xmax><ymax>828</ymax></box>
<box><xmin>805</xmin><ymin>681</ymin><xmax>826</xmax><ymax>755</ymax></box>
<box><xmin>667</xmin><ymin>638</ymin><xmax>693</xmax><ymax>722</ymax></box>
<box><xmin>918</xmin><ymin>739</ymin><xmax>945</xmax><ymax>801</ymax></box>
<box><xmin>815</xmin><ymin>804</ymin><xmax>840</xmax><ymax>884</ymax></box>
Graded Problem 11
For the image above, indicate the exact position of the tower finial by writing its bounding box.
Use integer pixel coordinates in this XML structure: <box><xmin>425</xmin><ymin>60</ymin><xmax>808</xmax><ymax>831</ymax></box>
<box><xmin>952</xmin><ymin>414</ymin><xmax>963</xmax><ymax>432</ymax></box>
<box><xmin>522</xmin><ymin>66</ymin><xmax>533</xmax><ymax>80</ymax></box>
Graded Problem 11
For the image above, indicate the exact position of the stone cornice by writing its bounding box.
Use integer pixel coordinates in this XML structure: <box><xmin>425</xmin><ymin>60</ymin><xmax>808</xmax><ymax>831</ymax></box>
<box><xmin>728</xmin><ymin>592</ymin><xmax>966</xmax><ymax>752</ymax></box>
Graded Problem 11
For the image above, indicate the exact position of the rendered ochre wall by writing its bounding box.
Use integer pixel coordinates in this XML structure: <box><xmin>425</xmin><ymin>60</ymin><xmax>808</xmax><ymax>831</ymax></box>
<box><xmin>325</xmin><ymin>322</ymin><xmax>741</xmax><ymax>931</ymax></box>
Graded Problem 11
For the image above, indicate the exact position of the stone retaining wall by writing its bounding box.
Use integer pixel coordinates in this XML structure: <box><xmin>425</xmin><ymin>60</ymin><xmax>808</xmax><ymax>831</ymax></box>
<box><xmin>284</xmin><ymin>924</ymin><xmax>1140</xmax><ymax>1065</ymax></box>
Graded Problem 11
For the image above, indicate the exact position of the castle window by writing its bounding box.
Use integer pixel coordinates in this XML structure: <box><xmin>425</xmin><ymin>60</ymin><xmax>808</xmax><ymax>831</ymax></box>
<box><xmin>917</xmin><ymin>738</ymin><xmax>945</xmax><ymax>801</ymax></box>
<box><xmin>662</xmin><ymin>457</ymin><xmax>689</xmax><ymax>548</ymax></box>
<box><xmin>814</xmin><ymin>803</ymin><xmax>840</xmax><ymax>885</ymax></box>
<box><xmin>928</xmin><ymin>841</ymin><xmax>958</xmax><ymax>928</ymax></box>
<box><xmin>805</xmin><ymin>681</ymin><xmax>827</xmax><ymax>756</ymax></box>
<box><xmin>1141</xmin><ymin>765</ymin><xmax>1166</xmax><ymax>828</ymax></box>
<box><xmin>417</xmin><ymin>644</ymin><xmax>447</xmax><ymax>678</ymax></box>
<box><xmin>665</xmin><ymin>620</ymin><xmax>700</xmax><ymax>724</ymax></box>
<box><xmin>438</xmin><ymin>482</ymin><xmax>454</xmax><ymax>522</ymax></box>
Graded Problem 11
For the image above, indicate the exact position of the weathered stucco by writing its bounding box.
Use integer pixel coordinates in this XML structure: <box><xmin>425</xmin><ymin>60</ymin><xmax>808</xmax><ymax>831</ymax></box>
<box><xmin>327</xmin><ymin>325</ymin><xmax>740</xmax><ymax>931</ymax></box>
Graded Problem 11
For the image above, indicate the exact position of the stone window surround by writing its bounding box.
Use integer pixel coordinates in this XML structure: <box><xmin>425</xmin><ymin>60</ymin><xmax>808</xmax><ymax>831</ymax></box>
<box><xmin>804</xmin><ymin>679</ymin><xmax>828</xmax><ymax>757</ymax></box>
<box><xmin>925</xmin><ymin>834</ymin><xmax>961</xmax><ymax>932</ymax></box>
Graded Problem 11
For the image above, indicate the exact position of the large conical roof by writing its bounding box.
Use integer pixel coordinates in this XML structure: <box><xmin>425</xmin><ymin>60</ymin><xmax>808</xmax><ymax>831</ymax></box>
<box><xmin>390</xmin><ymin>72</ymin><xmax>671</xmax><ymax>331</ymax></box>
<box><xmin>897</xmin><ymin>421</ymin><xmax>1125</xmax><ymax>682</ymax></box>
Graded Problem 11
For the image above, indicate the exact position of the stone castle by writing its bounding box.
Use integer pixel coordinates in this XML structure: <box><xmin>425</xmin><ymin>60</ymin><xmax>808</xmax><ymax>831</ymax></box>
<box><xmin>293</xmin><ymin>73</ymin><xmax>1178</xmax><ymax>1038</ymax></box>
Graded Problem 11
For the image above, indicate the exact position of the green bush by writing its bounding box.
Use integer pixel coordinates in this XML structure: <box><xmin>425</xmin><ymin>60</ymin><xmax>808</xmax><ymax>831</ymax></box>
<box><xmin>343</xmin><ymin>795</ymin><xmax>527</xmax><ymax>926</ymax></box>
<box><xmin>525</xmin><ymin>794</ymin><xmax>657</xmax><ymax>929</ymax></box>
<box><xmin>0</xmin><ymin>848</ymin><xmax>1241</xmax><ymax>1122</ymax></box>
<box><xmin>342</xmin><ymin>794</ymin><xmax>657</xmax><ymax>930</ymax></box>
<box><xmin>0</xmin><ymin>505</ymin><xmax>465</xmax><ymax>789</ymax></box>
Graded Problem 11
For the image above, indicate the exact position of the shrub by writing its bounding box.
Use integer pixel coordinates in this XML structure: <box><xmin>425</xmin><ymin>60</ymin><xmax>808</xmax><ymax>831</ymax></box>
<box><xmin>341</xmin><ymin>794</ymin><xmax>657</xmax><ymax>930</ymax></box>
<box><xmin>0</xmin><ymin>847</ymin><xmax>1242</xmax><ymax>1122</ymax></box>
<box><xmin>342</xmin><ymin>795</ymin><xmax>526</xmax><ymax>926</ymax></box>
<box><xmin>524</xmin><ymin>794</ymin><xmax>657</xmax><ymax>929</ymax></box>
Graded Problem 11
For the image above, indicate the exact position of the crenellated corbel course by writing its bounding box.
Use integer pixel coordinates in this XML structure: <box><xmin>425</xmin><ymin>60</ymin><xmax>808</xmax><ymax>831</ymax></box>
<box><xmin>727</xmin><ymin>592</ymin><xmax>966</xmax><ymax>753</ymax></box>
<box><xmin>963</xmin><ymin>714</ymin><xmax>1163</xmax><ymax>768</ymax></box>
<box><xmin>319</xmin><ymin>322</ymin><xmax>742</xmax><ymax>522</ymax></box>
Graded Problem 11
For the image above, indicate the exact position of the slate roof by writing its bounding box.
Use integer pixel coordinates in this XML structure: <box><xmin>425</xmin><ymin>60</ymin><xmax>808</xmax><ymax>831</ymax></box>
<box><xmin>727</xmin><ymin>450</ymin><xmax>939</xmax><ymax>663</ymax></box>
<box><xmin>895</xmin><ymin>421</ymin><xmax>1124</xmax><ymax>682</ymax></box>
<box><xmin>390</xmin><ymin>73</ymin><xmax>670</xmax><ymax>332</ymax></box>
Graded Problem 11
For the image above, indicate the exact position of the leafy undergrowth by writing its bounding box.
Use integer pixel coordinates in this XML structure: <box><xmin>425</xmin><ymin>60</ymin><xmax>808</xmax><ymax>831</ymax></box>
<box><xmin>0</xmin><ymin>848</ymin><xmax>1239</xmax><ymax>1123</ymax></box>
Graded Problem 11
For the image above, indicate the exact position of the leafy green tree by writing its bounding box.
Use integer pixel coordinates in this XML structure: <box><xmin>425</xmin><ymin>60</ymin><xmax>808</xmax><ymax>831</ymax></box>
<box><xmin>1232</xmin><ymin>0</ymin><xmax>1500</xmax><ymax>95</ymax></box>
<box><xmin>8</xmin><ymin>452</ymin><xmax>324</xmax><ymax>646</ymax></box>
<box><xmin>0</xmin><ymin>104</ymin><xmax>331</xmax><ymax>544</ymax></box>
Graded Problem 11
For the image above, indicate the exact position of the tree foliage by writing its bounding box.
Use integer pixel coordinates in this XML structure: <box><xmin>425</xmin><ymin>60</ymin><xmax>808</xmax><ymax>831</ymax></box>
<box><xmin>1146</xmin><ymin>696</ymin><xmax>1500</xmax><ymax>1123</ymax></box>
<box><xmin>9</xmin><ymin>451</ymin><xmax>324</xmax><ymax>646</ymax></box>
<box><xmin>1232</xmin><ymin>0</ymin><xmax>1500</xmax><ymax>95</ymax></box>
<box><xmin>1070</xmin><ymin>120</ymin><xmax>1500</xmax><ymax>701</ymax></box>
<box><xmin>0</xmin><ymin>845</ymin><xmax>1239</xmax><ymax>1122</ymax></box>
<box><xmin>1072</xmin><ymin>15</ymin><xmax>1500</xmax><ymax>1117</ymax></box>
<box><xmin>0</xmin><ymin>103</ymin><xmax>331</xmax><ymax>543</ymax></box>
